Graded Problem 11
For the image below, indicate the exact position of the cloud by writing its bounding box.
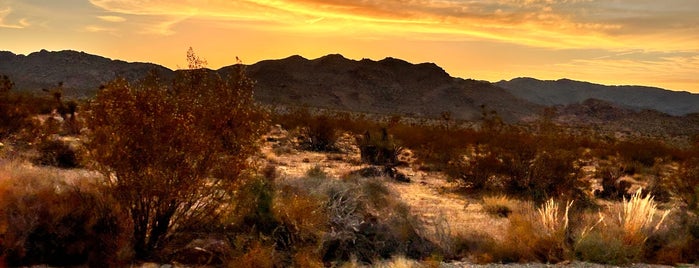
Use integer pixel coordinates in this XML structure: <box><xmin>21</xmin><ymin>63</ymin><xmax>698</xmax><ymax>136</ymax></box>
<box><xmin>86</xmin><ymin>0</ymin><xmax>699</xmax><ymax>52</ymax></box>
<box><xmin>0</xmin><ymin>7</ymin><xmax>29</xmax><ymax>28</ymax></box>
<box><xmin>97</xmin><ymin>15</ymin><xmax>126</xmax><ymax>22</ymax></box>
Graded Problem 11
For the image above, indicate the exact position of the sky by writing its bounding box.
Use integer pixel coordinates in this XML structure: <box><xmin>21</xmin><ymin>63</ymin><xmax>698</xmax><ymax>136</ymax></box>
<box><xmin>1</xmin><ymin>0</ymin><xmax>698</xmax><ymax>93</ymax></box>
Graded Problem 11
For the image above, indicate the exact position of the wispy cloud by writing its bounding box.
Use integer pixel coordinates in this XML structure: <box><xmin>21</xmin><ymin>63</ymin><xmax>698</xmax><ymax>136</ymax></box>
<box><xmin>97</xmin><ymin>15</ymin><xmax>126</xmax><ymax>22</ymax></box>
<box><xmin>0</xmin><ymin>7</ymin><xmax>29</xmax><ymax>28</ymax></box>
<box><xmin>85</xmin><ymin>0</ymin><xmax>699</xmax><ymax>52</ymax></box>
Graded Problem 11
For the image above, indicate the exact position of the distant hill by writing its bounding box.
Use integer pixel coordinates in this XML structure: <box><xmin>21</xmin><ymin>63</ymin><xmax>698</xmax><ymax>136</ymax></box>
<box><xmin>234</xmin><ymin>54</ymin><xmax>539</xmax><ymax>121</ymax></box>
<box><xmin>496</xmin><ymin>77</ymin><xmax>699</xmax><ymax>116</ymax></box>
<box><xmin>1</xmin><ymin>49</ymin><xmax>698</xmax><ymax>136</ymax></box>
<box><xmin>0</xmin><ymin>50</ymin><xmax>170</xmax><ymax>98</ymax></box>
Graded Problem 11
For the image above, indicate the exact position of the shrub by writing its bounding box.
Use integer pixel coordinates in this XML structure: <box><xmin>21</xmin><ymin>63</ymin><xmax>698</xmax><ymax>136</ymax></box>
<box><xmin>357</xmin><ymin>128</ymin><xmax>403</xmax><ymax>166</ymax></box>
<box><xmin>482</xmin><ymin>195</ymin><xmax>517</xmax><ymax>218</ymax></box>
<box><xmin>34</xmin><ymin>139</ymin><xmax>80</xmax><ymax>168</ymax></box>
<box><xmin>0</xmin><ymin>74</ymin><xmax>35</xmax><ymax>140</ymax></box>
<box><xmin>86</xmin><ymin>49</ymin><xmax>268</xmax><ymax>259</ymax></box>
<box><xmin>0</xmin><ymin>167</ymin><xmax>131</xmax><ymax>267</ymax></box>
<box><xmin>575</xmin><ymin>190</ymin><xmax>671</xmax><ymax>265</ymax></box>
<box><xmin>306</xmin><ymin>165</ymin><xmax>328</xmax><ymax>179</ymax></box>
<box><xmin>320</xmin><ymin>179</ymin><xmax>434</xmax><ymax>264</ymax></box>
<box><xmin>574</xmin><ymin>228</ymin><xmax>638</xmax><ymax>265</ymax></box>
<box><xmin>501</xmin><ymin>199</ymin><xmax>574</xmax><ymax>263</ymax></box>
<box><xmin>272</xmin><ymin>186</ymin><xmax>327</xmax><ymax>266</ymax></box>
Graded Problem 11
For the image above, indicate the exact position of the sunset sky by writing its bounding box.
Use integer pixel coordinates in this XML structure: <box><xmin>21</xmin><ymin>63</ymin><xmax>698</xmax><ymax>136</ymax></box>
<box><xmin>1</xmin><ymin>0</ymin><xmax>698</xmax><ymax>92</ymax></box>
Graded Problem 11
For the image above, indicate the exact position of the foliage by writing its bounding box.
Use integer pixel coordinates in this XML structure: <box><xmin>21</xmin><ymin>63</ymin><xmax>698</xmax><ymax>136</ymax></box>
<box><xmin>86</xmin><ymin>49</ymin><xmax>268</xmax><ymax>258</ymax></box>
<box><xmin>358</xmin><ymin>128</ymin><xmax>404</xmax><ymax>167</ymax></box>
<box><xmin>0</xmin><ymin>74</ymin><xmax>35</xmax><ymax>140</ymax></box>
<box><xmin>0</xmin><ymin>166</ymin><xmax>131</xmax><ymax>267</ymax></box>
<box><xmin>501</xmin><ymin>199</ymin><xmax>574</xmax><ymax>263</ymax></box>
<box><xmin>482</xmin><ymin>195</ymin><xmax>518</xmax><ymax>218</ymax></box>
<box><xmin>34</xmin><ymin>139</ymin><xmax>80</xmax><ymax>168</ymax></box>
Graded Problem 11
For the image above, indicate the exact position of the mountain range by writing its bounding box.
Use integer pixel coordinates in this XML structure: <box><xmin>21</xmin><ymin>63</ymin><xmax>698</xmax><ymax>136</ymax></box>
<box><xmin>1</xmin><ymin>49</ymin><xmax>698</xmax><ymax>137</ymax></box>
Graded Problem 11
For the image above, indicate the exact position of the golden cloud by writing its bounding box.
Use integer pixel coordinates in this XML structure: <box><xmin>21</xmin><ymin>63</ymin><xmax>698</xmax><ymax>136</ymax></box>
<box><xmin>86</xmin><ymin>0</ymin><xmax>699</xmax><ymax>52</ymax></box>
<box><xmin>0</xmin><ymin>7</ymin><xmax>29</xmax><ymax>29</ymax></box>
<box><xmin>97</xmin><ymin>15</ymin><xmax>126</xmax><ymax>22</ymax></box>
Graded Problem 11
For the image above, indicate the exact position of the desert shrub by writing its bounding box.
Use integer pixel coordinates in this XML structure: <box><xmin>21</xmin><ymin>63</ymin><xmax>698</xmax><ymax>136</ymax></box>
<box><xmin>233</xmin><ymin>242</ymin><xmax>277</xmax><ymax>268</ymax></box>
<box><xmin>574</xmin><ymin>228</ymin><xmax>639</xmax><ymax>265</ymax></box>
<box><xmin>0</xmin><ymin>75</ymin><xmax>36</xmax><ymax>140</ymax></box>
<box><xmin>34</xmin><ymin>139</ymin><xmax>80</xmax><ymax>168</ymax></box>
<box><xmin>276</xmin><ymin>108</ymin><xmax>341</xmax><ymax>151</ymax></box>
<box><xmin>272</xmin><ymin>186</ymin><xmax>327</xmax><ymax>266</ymax></box>
<box><xmin>306</xmin><ymin>164</ymin><xmax>328</xmax><ymax>179</ymax></box>
<box><xmin>321</xmin><ymin>179</ymin><xmax>434</xmax><ymax>264</ymax></box>
<box><xmin>517</xmin><ymin>149</ymin><xmax>583</xmax><ymax>202</ymax></box>
<box><xmin>482</xmin><ymin>195</ymin><xmax>518</xmax><ymax>218</ymax></box>
<box><xmin>500</xmin><ymin>199</ymin><xmax>574</xmax><ymax>263</ymax></box>
<box><xmin>596</xmin><ymin>165</ymin><xmax>629</xmax><ymax>199</ymax></box>
<box><xmin>86</xmin><ymin>49</ymin><xmax>268</xmax><ymax>259</ymax></box>
<box><xmin>575</xmin><ymin>190</ymin><xmax>670</xmax><ymax>264</ymax></box>
<box><xmin>615</xmin><ymin>139</ymin><xmax>673</xmax><ymax>167</ymax></box>
<box><xmin>448</xmin><ymin>231</ymin><xmax>499</xmax><ymax>263</ymax></box>
<box><xmin>667</xmin><ymin>157</ymin><xmax>699</xmax><ymax>211</ymax></box>
<box><xmin>0</xmin><ymin>169</ymin><xmax>131</xmax><ymax>267</ymax></box>
<box><xmin>303</xmin><ymin>114</ymin><xmax>339</xmax><ymax>151</ymax></box>
<box><xmin>358</xmin><ymin>128</ymin><xmax>403</xmax><ymax>166</ymax></box>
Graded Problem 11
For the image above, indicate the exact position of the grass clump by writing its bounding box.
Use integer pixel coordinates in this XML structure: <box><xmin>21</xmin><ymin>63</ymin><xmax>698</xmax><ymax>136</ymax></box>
<box><xmin>482</xmin><ymin>195</ymin><xmax>518</xmax><ymax>218</ymax></box>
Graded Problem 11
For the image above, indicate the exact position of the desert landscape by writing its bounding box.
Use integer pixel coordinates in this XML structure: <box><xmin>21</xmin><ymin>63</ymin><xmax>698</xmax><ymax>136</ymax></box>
<box><xmin>2</xmin><ymin>0</ymin><xmax>699</xmax><ymax>267</ymax></box>
<box><xmin>0</xmin><ymin>49</ymin><xmax>698</xmax><ymax>267</ymax></box>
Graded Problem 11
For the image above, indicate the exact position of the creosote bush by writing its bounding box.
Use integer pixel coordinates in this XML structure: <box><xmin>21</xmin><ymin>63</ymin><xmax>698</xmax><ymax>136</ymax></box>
<box><xmin>0</xmin><ymin>74</ymin><xmax>36</xmax><ymax>140</ymax></box>
<box><xmin>87</xmin><ymin>49</ymin><xmax>268</xmax><ymax>259</ymax></box>
<box><xmin>0</xmin><ymin>163</ymin><xmax>131</xmax><ymax>267</ymax></box>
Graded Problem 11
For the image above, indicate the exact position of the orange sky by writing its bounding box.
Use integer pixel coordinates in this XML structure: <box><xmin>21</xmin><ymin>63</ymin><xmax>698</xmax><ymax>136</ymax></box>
<box><xmin>1</xmin><ymin>0</ymin><xmax>698</xmax><ymax>92</ymax></box>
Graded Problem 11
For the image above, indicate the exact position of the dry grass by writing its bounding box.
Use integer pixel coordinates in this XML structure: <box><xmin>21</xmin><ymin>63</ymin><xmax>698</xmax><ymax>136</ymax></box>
<box><xmin>482</xmin><ymin>195</ymin><xmax>519</xmax><ymax>218</ymax></box>
<box><xmin>538</xmin><ymin>199</ymin><xmax>573</xmax><ymax>236</ymax></box>
<box><xmin>618</xmin><ymin>189</ymin><xmax>670</xmax><ymax>244</ymax></box>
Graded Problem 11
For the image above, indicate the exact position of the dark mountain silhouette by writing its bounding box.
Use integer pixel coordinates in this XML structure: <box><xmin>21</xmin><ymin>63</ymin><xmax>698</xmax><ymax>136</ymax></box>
<box><xmin>1</xmin><ymin>49</ymin><xmax>697</xmax><ymax>134</ymax></box>
<box><xmin>496</xmin><ymin>77</ymin><xmax>699</xmax><ymax>116</ymax></box>
<box><xmin>0</xmin><ymin>50</ymin><xmax>170</xmax><ymax>98</ymax></box>
<box><xmin>232</xmin><ymin>54</ymin><xmax>539</xmax><ymax>121</ymax></box>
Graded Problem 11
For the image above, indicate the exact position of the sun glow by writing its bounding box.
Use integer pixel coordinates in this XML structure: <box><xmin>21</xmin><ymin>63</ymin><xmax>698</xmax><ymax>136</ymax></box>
<box><xmin>1</xmin><ymin>0</ymin><xmax>698</xmax><ymax>92</ymax></box>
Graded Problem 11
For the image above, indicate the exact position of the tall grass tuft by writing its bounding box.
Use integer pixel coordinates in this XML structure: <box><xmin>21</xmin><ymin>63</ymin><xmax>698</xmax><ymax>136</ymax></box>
<box><xmin>619</xmin><ymin>189</ymin><xmax>670</xmax><ymax>244</ymax></box>
<box><xmin>538</xmin><ymin>199</ymin><xmax>573</xmax><ymax>236</ymax></box>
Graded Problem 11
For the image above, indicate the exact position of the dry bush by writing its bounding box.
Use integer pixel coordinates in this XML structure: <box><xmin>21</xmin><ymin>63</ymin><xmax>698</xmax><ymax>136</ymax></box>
<box><xmin>306</xmin><ymin>164</ymin><xmax>329</xmax><ymax>179</ymax></box>
<box><xmin>0</xmin><ymin>163</ymin><xmax>131</xmax><ymax>267</ymax></box>
<box><xmin>87</xmin><ymin>49</ymin><xmax>268</xmax><ymax>259</ymax></box>
<box><xmin>232</xmin><ymin>242</ymin><xmax>277</xmax><ymax>268</ymax></box>
<box><xmin>667</xmin><ymin>157</ymin><xmax>699</xmax><ymax>211</ymax></box>
<box><xmin>574</xmin><ymin>190</ymin><xmax>671</xmax><ymax>265</ymax></box>
<box><xmin>0</xmin><ymin>75</ymin><xmax>36</xmax><ymax>140</ymax></box>
<box><xmin>482</xmin><ymin>195</ymin><xmax>519</xmax><ymax>218</ymax></box>
<box><xmin>274</xmin><ymin>108</ymin><xmax>343</xmax><ymax>151</ymax></box>
<box><xmin>499</xmin><ymin>199</ymin><xmax>574</xmax><ymax>263</ymax></box>
<box><xmin>615</xmin><ymin>138</ymin><xmax>674</xmax><ymax>167</ymax></box>
<box><xmin>357</xmin><ymin>128</ymin><xmax>403</xmax><ymax>166</ymax></box>
<box><xmin>320</xmin><ymin>178</ymin><xmax>435</xmax><ymax>265</ymax></box>
<box><xmin>272</xmin><ymin>185</ymin><xmax>327</xmax><ymax>266</ymax></box>
<box><xmin>34</xmin><ymin>139</ymin><xmax>80</xmax><ymax>168</ymax></box>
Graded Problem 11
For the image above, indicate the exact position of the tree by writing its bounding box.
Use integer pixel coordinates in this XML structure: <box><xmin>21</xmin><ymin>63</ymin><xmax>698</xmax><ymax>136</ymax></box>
<box><xmin>87</xmin><ymin>49</ymin><xmax>268</xmax><ymax>258</ymax></box>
